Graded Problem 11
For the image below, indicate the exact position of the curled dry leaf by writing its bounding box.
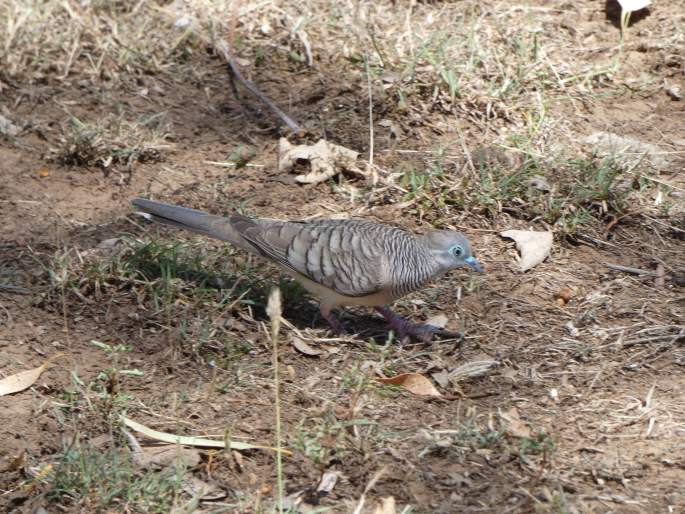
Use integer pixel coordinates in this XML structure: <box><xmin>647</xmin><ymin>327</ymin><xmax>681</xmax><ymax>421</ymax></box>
<box><xmin>376</xmin><ymin>373</ymin><xmax>442</xmax><ymax>397</ymax></box>
<box><xmin>278</xmin><ymin>138</ymin><xmax>360</xmax><ymax>184</ymax></box>
<box><xmin>0</xmin><ymin>353</ymin><xmax>63</xmax><ymax>396</ymax></box>
<box><xmin>500</xmin><ymin>407</ymin><xmax>532</xmax><ymax>438</ymax></box>
<box><xmin>122</xmin><ymin>417</ymin><xmax>292</xmax><ymax>454</ymax></box>
<box><xmin>290</xmin><ymin>335</ymin><xmax>322</xmax><ymax>357</ymax></box>
<box><xmin>616</xmin><ymin>0</ymin><xmax>651</xmax><ymax>11</ymax></box>
<box><xmin>500</xmin><ymin>230</ymin><xmax>553</xmax><ymax>272</ymax></box>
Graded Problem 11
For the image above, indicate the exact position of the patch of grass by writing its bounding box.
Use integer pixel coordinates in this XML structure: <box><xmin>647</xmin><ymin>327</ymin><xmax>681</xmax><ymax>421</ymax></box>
<box><xmin>419</xmin><ymin>410</ymin><xmax>555</xmax><ymax>471</ymax></box>
<box><xmin>52</xmin><ymin>113</ymin><xmax>171</xmax><ymax>169</ymax></box>
<box><xmin>43</xmin><ymin>443</ymin><xmax>182</xmax><ymax>513</ymax></box>
<box><xmin>0</xmin><ymin>0</ymin><xmax>185</xmax><ymax>84</ymax></box>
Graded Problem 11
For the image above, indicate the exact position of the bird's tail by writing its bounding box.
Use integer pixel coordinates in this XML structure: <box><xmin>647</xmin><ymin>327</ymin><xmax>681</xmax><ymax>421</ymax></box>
<box><xmin>131</xmin><ymin>198</ymin><xmax>249</xmax><ymax>250</ymax></box>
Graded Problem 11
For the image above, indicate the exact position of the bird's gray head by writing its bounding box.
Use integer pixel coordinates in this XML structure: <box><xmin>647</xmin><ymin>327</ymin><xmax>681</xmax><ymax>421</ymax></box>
<box><xmin>421</xmin><ymin>230</ymin><xmax>483</xmax><ymax>273</ymax></box>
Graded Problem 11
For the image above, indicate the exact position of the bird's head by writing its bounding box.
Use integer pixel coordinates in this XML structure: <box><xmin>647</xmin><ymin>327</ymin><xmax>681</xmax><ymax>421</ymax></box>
<box><xmin>421</xmin><ymin>230</ymin><xmax>483</xmax><ymax>273</ymax></box>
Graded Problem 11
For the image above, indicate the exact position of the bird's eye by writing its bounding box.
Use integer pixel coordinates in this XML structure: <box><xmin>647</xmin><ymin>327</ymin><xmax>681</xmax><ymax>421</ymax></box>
<box><xmin>450</xmin><ymin>245</ymin><xmax>464</xmax><ymax>257</ymax></box>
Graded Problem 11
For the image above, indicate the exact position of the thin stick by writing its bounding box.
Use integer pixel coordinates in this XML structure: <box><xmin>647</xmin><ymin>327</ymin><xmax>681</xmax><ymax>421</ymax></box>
<box><xmin>266</xmin><ymin>288</ymin><xmax>284</xmax><ymax>512</ymax></box>
<box><xmin>603</xmin><ymin>262</ymin><xmax>685</xmax><ymax>286</ymax></box>
<box><xmin>216</xmin><ymin>41</ymin><xmax>301</xmax><ymax>132</ymax></box>
<box><xmin>363</xmin><ymin>50</ymin><xmax>374</xmax><ymax>167</ymax></box>
<box><xmin>603</xmin><ymin>262</ymin><xmax>656</xmax><ymax>277</ymax></box>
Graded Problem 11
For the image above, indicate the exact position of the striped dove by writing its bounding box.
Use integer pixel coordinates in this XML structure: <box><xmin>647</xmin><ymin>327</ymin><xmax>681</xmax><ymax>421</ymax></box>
<box><xmin>131</xmin><ymin>198</ymin><xmax>482</xmax><ymax>341</ymax></box>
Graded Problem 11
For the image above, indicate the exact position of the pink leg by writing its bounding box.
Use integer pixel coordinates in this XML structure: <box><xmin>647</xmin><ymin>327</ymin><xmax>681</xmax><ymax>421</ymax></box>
<box><xmin>320</xmin><ymin>305</ymin><xmax>346</xmax><ymax>334</ymax></box>
<box><xmin>374</xmin><ymin>305</ymin><xmax>438</xmax><ymax>342</ymax></box>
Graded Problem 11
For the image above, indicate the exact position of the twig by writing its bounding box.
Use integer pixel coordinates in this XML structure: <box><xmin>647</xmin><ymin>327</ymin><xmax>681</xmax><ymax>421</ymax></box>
<box><xmin>266</xmin><ymin>288</ymin><xmax>284</xmax><ymax>513</ymax></box>
<box><xmin>603</xmin><ymin>262</ymin><xmax>685</xmax><ymax>286</ymax></box>
<box><xmin>216</xmin><ymin>41</ymin><xmax>301</xmax><ymax>132</ymax></box>
<box><xmin>603</xmin><ymin>262</ymin><xmax>656</xmax><ymax>277</ymax></box>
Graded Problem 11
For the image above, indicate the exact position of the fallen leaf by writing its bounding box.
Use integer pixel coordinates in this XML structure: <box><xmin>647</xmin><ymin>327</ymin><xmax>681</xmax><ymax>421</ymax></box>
<box><xmin>431</xmin><ymin>370</ymin><xmax>450</xmax><ymax>389</ymax></box>
<box><xmin>0</xmin><ymin>113</ymin><xmax>19</xmax><ymax>136</ymax></box>
<box><xmin>500</xmin><ymin>230</ymin><xmax>553</xmax><ymax>272</ymax></box>
<box><xmin>122</xmin><ymin>417</ymin><xmax>291</xmax><ymax>454</ymax></box>
<box><xmin>617</xmin><ymin>0</ymin><xmax>651</xmax><ymax>11</ymax></box>
<box><xmin>38</xmin><ymin>167</ymin><xmax>50</xmax><ymax>178</ymax></box>
<box><xmin>316</xmin><ymin>470</ymin><xmax>340</xmax><ymax>494</ymax></box>
<box><xmin>290</xmin><ymin>335</ymin><xmax>322</xmax><ymax>357</ymax></box>
<box><xmin>373</xmin><ymin>496</ymin><xmax>397</xmax><ymax>514</ymax></box>
<box><xmin>0</xmin><ymin>353</ymin><xmax>63</xmax><ymax>396</ymax></box>
<box><xmin>424</xmin><ymin>313</ymin><xmax>448</xmax><ymax>329</ymax></box>
<box><xmin>500</xmin><ymin>407</ymin><xmax>532</xmax><ymax>438</ymax></box>
<box><xmin>376</xmin><ymin>373</ymin><xmax>442</xmax><ymax>397</ymax></box>
<box><xmin>278</xmin><ymin>138</ymin><xmax>360</xmax><ymax>184</ymax></box>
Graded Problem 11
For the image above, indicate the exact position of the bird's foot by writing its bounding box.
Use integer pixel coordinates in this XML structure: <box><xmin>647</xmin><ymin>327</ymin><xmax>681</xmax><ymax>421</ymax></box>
<box><xmin>374</xmin><ymin>306</ymin><xmax>440</xmax><ymax>343</ymax></box>
<box><xmin>320</xmin><ymin>308</ymin><xmax>347</xmax><ymax>335</ymax></box>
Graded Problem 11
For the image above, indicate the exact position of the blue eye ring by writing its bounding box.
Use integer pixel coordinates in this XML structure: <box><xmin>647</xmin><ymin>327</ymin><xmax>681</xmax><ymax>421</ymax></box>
<box><xmin>449</xmin><ymin>244</ymin><xmax>464</xmax><ymax>258</ymax></box>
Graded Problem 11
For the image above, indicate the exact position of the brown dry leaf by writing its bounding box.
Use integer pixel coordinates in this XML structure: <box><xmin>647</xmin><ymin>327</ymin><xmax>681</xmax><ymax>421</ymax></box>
<box><xmin>500</xmin><ymin>230</ymin><xmax>553</xmax><ymax>272</ymax></box>
<box><xmin>278</xmin><ymin>138</ymin><xmax>360</xmax><ymax>184</ymax></box>
<box><xmin>372</xmin><ymin>497</ymin><xmax>397</xmax><ymax>514</ymax></box>
<box><xmin>500</xmin><ymin>407</ymin><xmax>532</xmax><ymax>438</ymax></box>
<box><xmin>290</xmin><ymin>335</ymin><xmax>322</xmax><ymax>357</ymax></box>
<box><xmin>376</xmin><ymin>373</ymin><xmax>442</xmax><ymax>397</ymax></box>
<box><xmin>0</xmin><ymin>353</ymin><xmax>63</xmax><ymax>396</ymax></box>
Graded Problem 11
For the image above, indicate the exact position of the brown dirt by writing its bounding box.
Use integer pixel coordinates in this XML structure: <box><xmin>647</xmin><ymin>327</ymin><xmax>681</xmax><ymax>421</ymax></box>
<box><xmin>1</xmin><ymin>1</ymin><xmax>684</xmax><ymax>513</ymax></box>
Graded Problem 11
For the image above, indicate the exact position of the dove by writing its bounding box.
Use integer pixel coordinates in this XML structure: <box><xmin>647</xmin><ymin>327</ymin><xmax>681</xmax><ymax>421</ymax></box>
<box><xmin>131</xmin><ymin>198</ymin><xmax>482</xmax><ymax>341</ymax></box>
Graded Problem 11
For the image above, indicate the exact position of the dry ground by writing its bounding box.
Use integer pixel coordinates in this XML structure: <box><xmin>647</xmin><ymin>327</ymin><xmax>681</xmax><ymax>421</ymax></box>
<box><xmin>1</xmin><ymin>1</ymin><xmax>684</xmax><ymax>513</ymax></box>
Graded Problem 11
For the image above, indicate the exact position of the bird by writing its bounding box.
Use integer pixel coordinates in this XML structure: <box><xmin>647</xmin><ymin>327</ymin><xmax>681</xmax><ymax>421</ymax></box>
<box><xmin>131</xmin><ymin>198</ymin><xmax>482</xmax><ymax>341</ymax></box>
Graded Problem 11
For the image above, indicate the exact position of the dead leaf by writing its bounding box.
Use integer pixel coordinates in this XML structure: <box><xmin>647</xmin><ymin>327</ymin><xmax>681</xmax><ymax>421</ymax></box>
<box><xmin>616</xmin><ymin>0</ymin><xmax>651</xmax><ymax>12</ymax></box>
<box><xmin>0</xmin><ymin>353</ymin><xmax>63</xmax><ymax>396</ymax></box>
<box><xmin>373</xmin><ymin>497</ymin><xmax>397</xmax><ymax>514</ymax></box>
<box><xmin>290</xmin><ymin>335</ymin><xmax>322</xmax><ymax>357</ymax></box>
<box><xmin>424</xmin><ymin>313</ymin><xmax>448</xmax><ymax>329</ymax></box>
<box><xmin>317</xmin><ymin>470</ymin><xmax>340</xmax><ymax>494</ymax></box>
<box><xmin>500</xmin><ymin>230</ymin><xmax>553</xmax><ymax>272</ymax></box>
<box><xmin>38</xmin><ymin>167</ymin><xmax>50</xmax><ymax>178</ymax></box>
<box><xmin>431</xmin><ymin>370</ymin><xmax>450</xmax><ymax>389</ymax></box>
<box><xmin>122</xmin><ymin>417</ymin><xmax>291</xmax><ymax>454</ymax></box>
<box><xmin>278</xmin><ymin>138</ymin><xmax>360</xmax><ymax>184</ymax></box>
<box><xmin>376</xmin><ymin>373</ymin><xmax>442</xmax><ymax>397</ymax></box>
<box><xmin>500</xmin><ymin>407</ymin><xmax>531</xmax><ymax>438</ymax></box>
<box><xmin>0</xmin><ymin>113</ymin><xmax>19</xmax><ymax>136</ymax></box>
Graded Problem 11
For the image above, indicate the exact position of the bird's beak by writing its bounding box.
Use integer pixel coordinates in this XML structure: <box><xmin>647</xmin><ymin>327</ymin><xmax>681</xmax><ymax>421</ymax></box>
<box><xmin>465</xmin><ymin>256</ymin><xmax>483</xmax><ymax>272</ymax></box>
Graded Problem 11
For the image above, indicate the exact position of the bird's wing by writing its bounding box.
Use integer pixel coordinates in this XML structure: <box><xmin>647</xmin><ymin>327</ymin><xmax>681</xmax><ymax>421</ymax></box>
<box><xmin>231</xmin><ymin>217</ymin><xmax>389</xmax><ymax>298</ymax></box>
